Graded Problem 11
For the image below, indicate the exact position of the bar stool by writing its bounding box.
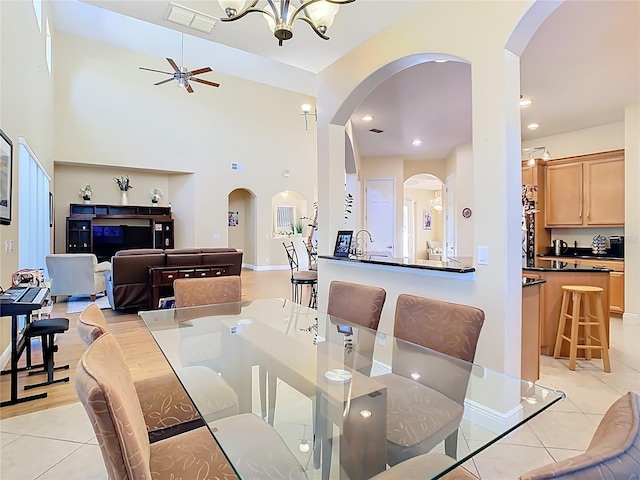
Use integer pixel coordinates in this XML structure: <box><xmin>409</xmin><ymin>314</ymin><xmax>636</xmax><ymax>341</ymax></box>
<box><xmin>554</xmin><ymin>285</ymin><xmax>611</xmax><ymax>372</ymax></box>
<box><xmin>23</xmin><ymin>317</ymin><xmax>70</xmax><ymax>390</ymax></box>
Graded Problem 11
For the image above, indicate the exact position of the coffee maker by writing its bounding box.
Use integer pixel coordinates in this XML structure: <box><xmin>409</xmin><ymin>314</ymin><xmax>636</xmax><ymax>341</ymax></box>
<box><xmin>609</xmin><ymin>236</ymin><xmax>624</xmax><ymax>257</ymax></box>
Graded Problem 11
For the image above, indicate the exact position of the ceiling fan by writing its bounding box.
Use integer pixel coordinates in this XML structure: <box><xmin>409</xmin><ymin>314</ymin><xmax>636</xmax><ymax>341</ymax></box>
<box><xmin>139</xmin><ymin>33</ymin><xmax>220</xmax><ymax>94</ymax></box>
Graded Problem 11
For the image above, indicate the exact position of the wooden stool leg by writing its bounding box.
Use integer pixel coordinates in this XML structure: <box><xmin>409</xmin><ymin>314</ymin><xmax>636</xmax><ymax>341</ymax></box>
<box><xmin>583</xmin><ymin>293</ymin><xmax>593</xmax><ymax>361</ymax></box>
<box><xmin>568</xmin><ymin>292</ymin><xmax>581</xmax><ymax>371</ymax></box>
<box><xmin>595</xmin><ymin>293</ymin><xmax>612</xmax><ymax>373</ymax></box>
<box><xmin>554</xmin><ymin>291</ymin><xmax>570</xmax><ymax>358</ymax></box>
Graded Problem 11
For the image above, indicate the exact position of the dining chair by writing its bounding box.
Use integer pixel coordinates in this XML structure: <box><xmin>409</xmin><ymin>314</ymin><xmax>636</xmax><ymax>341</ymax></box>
<box><xmin>77</xmin><ymin>304</ymin><xmax>238</xmax><ymax>440</ymax></box>
<box><xmin>76</xmin><ymin>332</ymin><xmax>308</xmax><ymax>480</ymax></box>
<box><xmin>283</xmin><ymin>241</ymin><xmax>317</xmax><ymax>308</ymax></box>
<box><xmin>378</xmin><ymin>294</ymin><xmax>485</xmax><ymax>466</ymax></box>
<box><xmin>372</xmin><ymin>391</ymin><xmax>640</xmax><ymax>480</ymax></box>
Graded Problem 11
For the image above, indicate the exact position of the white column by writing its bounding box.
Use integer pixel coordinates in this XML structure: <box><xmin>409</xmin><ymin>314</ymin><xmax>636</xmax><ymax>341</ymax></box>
<box><xmin>624</xmin><ymin>105</ymin><xmax>639</xmax><ymax>324</ymax></box>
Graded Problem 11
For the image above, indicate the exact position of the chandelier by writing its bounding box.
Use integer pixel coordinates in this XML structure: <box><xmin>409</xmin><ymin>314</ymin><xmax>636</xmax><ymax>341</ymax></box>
<box><xmin>217</xmin><ymin>0</ymin><xmax>355</xmax><ymax>46</ymax></box>
<box><xmin>430</xmin><ymin>191</ymin><xmax>443</xmax><ymax>212</ymax></box>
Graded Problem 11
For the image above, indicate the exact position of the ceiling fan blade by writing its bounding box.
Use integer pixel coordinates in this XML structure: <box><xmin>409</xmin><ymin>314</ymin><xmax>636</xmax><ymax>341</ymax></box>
<box><xmin>154</xmin><ymin>78</ymin><xmax>175</xmax><ymax>86</ymax></box>
<box><xmin>191</xmin><ymin>77</ymin><xmax>220</xmax><ymax>88</ymax></box>
<box><xmin>186</xmin><ymin>83</ymin><xmax>194</xmax><ymax>94</ymax></box>
<box><xmin>189</xmin><ymin>67</ymin><xmax>212</xmax><ymax>76</ymax></box>
<box><xmin>139</xmin><ymin>67</ymin><xmax>173</xmax><ymax>75</ymax></box>
<box><xmin>166</xmin><ymin>58</ymin><xmax>180</xmax><ymax>73</ymax></box>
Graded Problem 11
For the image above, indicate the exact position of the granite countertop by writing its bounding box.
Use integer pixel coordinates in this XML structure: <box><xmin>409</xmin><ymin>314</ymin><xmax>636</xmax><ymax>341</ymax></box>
<box><xmin>319</xmin><ymin>254</ymin><xmax>475</xmax><ymax>273</ymax></box>
<box><xmin>537</xmin><ymin>253</ymin><xmax>624</xmax><ymax>261</ymax></box>
<box><xmin>524</xmin><ymin>259</ymin><xmax>613</xmax><ymax>272</ymax></box>
<box><xmin>522</xmin><ymin>278</ymin><xmax>546</xmax><ymax>287</ymax></box>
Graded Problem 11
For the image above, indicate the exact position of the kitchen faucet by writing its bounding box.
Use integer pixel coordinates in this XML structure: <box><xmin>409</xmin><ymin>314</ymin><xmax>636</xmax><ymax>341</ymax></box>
<box><xmin>351</xmin><ymin>229</ymin><xmax>374</xmax><ymax>256</ymax></box>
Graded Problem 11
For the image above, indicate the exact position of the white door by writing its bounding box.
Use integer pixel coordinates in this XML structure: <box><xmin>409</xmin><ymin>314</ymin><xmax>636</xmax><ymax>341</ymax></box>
<box><xmin>365</xmin><ymin>179</ymin><xmax>395</xmax><ymax>255</ymax></box>
<box><xmin>445</xmin><ymin>174</ymin><xmax>456</xmax><ymax>257</ymax></box>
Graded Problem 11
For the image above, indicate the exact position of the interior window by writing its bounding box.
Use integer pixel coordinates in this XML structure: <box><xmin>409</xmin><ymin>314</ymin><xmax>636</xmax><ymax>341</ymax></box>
<box><xmin>32</xmin><ymin>0</ymin><xmax>42</xmax><ymax>32</ymax></box>
<box><xmin>46</xmin><ymin>18</ymin><xmax>52</xmax><ymax>75</ymax></box>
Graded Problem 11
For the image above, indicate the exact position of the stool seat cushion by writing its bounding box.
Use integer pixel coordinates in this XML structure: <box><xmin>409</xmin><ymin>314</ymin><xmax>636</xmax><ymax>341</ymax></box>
<box><xmin>25</xmin><ymin>317</ymin><xmax>69</xmax><ymax>336</ymax></box>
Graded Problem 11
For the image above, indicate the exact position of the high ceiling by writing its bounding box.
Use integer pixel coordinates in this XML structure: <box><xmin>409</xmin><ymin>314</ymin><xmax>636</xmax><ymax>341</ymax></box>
<box><xmin>52</xmin><ymin>1</ymin><xmax>639</xmax><ymax>160</ymax></box>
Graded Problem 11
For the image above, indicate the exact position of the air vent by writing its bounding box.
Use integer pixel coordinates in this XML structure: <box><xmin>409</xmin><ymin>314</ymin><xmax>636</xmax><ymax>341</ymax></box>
<box><xmin>166</xmin><ymin>3</ymin><xmax>218</xmax><ymax>33</ymax></box>
<box><xmin>369</xmin><ymin>128</ymin><xmax>384</xmax><ymax>134</ymax></box>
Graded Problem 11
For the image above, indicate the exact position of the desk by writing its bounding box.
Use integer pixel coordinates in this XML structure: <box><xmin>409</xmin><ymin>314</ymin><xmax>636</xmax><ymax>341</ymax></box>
<box><xmin>140</xmin><ymin>299</ymin><xmax>564</xmax><ymax>479</ymax></box>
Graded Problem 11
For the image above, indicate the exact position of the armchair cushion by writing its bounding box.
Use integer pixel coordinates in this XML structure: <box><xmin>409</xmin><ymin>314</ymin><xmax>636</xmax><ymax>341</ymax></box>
<box><xmin>46</xmin><ymin>254</ymin><xmax>109</xmax><ymax>300</ymax></box>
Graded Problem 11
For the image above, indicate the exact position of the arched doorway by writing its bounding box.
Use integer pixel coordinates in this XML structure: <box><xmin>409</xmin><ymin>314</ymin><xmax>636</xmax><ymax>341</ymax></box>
<box><xmin>228</xmin><ymin>188</ymin><xmax>256</xmax><ymax>268</ymax></box>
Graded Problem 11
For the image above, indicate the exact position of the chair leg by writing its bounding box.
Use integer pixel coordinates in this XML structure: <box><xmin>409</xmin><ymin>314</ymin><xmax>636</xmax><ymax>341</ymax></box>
<box><xmin>24</xmin><ymin>334</ymin><xmax>69</xmax><ymax>390</ymax></box>
<box><xmin>267</xmin><ymin>373</ymin><xmax>277</xmax><ymax>425</ymax></box>
<box><xmin>259</xmin><ymin>366</ymin><xmax>267</xmax><ymax>419</ymax></box>
<box><xmin>90</xmin><ymin>294</ymin><xmax>96</xmax><ymax>302</ymax></box>
<box><xmin>445</xmin><ymin>429</ymin><xmax>458</xmax><ymax>459</ymax></box>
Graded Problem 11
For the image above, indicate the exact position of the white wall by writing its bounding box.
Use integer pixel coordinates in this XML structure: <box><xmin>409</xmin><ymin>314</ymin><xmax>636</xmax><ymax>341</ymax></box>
<box><xmin>624</xmin><ymin>105</ymin><xmax>639</xmax><ymax>324</ymax></box>
<box><xmin>445</xmin><ymin>143</ymin><xmax>475</xmax><ymax>257</ymax></box>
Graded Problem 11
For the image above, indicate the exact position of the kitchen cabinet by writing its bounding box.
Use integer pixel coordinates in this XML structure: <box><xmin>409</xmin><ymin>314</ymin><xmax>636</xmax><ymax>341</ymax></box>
<box><xmin>545</xmin><ymin>150</ymin><xmax>624</xmax><ymax>227</ymax></box>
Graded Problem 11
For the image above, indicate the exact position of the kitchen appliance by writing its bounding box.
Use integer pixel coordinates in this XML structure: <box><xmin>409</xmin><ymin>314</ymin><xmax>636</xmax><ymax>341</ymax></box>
<box><xmin>592</xmin><ymin>235</ymin><xmax>607</xmax><ymax>255</ymax></box>
<box><xmin>552</xmin><ymin>239</ymin><xmax>568</xmax><ymax>256</ymax></box>
<box><xmin>609</xmin><ymin>236</ymin><xmax>624</xmax><ymax>257</ymax></box>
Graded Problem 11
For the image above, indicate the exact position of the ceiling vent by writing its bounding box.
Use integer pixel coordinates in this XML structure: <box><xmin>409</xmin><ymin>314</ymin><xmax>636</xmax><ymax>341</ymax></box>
<box><xmin>166</xmin><ymin>3</ymin><xmax>218</xmax><ymax>33</ymax></box>
<box><xmin>369</xmin><ymin>128</ymin><xmax>384</xmax><ymax>134</ymax></box>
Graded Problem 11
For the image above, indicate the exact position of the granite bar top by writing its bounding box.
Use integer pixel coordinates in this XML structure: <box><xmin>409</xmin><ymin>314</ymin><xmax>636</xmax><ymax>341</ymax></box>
<box><xmin>524</xmin><ymin>259</ymin><xmax>613</xmax><ymax>272</ymax></box>
<box><xmin>319</xmin><ymin>254</ymin><xmax>475</xmax><ymax>273</ymax></box>
<box><xmin>537</xmin><ymin>253</ymin><xmax>624</xmax><ymax>261</ymax></box>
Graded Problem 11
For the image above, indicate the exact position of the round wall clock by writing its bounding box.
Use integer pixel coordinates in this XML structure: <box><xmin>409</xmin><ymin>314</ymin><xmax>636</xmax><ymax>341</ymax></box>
<box><xmin>462</xmin><ymin>208</ymin><xmax>472</xmax><ymax>218</ymax></box>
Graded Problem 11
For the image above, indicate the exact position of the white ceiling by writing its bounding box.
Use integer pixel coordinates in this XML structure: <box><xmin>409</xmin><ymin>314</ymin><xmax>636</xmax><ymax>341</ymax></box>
<box><xmin>52</xmin><ymin>1</ymin><xmax>639</xmax><ymax>160</ymax></box>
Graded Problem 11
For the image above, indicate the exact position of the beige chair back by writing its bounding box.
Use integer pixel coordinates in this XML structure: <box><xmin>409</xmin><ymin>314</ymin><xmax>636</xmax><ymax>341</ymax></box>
<box><xmin>75</xmin><ymin>333</ymin><xmax>151</xmax><ymax>480</ymax></box>
<box><xmin>520</xmin><ymin>391</ymin><xmax>640</xmax><ymax>480</ymax></box>
<box><xmin>46</xmin><ymin>253</ymin><xmax>108</xmax><ymax>297</ymax></box>
<box><xmin>394</xmin><ymin>294</ymin><xmax>484</xmax><ymax>363</ymax></box>
<box><xmin>77</xmin><ymin>304</ymin><xmax>109</xmax><ymax>347</ymax></box>
<box><xmin>173</xmin><ymin>275</ymin><xmax>241</xmax><ymax>308</ymax></box>
<box><xmin>327</xmin><ymin>281</ymin><xmax>386</xmax><ymax>330</ymax></box>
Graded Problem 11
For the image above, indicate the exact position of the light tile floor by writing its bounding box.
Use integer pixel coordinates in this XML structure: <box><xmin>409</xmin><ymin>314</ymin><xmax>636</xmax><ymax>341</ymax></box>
<box><xmin>1</xmin><ymin>316</ymin><xmax>638</xmax><ymax>479</ymax></box>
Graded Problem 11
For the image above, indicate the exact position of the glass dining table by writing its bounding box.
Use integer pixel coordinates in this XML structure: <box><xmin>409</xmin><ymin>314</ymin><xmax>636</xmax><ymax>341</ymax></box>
<box><xmin>139</xmin><ymin>298</ymin><xmax>564</xmax><ymax>480</ymax></box>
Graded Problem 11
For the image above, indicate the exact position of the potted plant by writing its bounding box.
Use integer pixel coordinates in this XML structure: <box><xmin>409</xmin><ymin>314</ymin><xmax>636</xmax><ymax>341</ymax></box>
<box><xmin>150</xmin><ymin>188</ymin><xmax>163</xmax><ymax>205</ymax></box>
<box><xmin>114</xmin><ymin>175</ymin><xmax>133</xmax><ymax>205</ymax></box>
<box><xmin>79</xmin><ymin>184</ymin><xmax>92</xmax><ymax>204</ymax></box>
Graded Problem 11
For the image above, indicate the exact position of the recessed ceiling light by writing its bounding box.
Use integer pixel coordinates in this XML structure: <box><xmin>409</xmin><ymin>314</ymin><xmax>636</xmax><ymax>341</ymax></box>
<box><xmin>361</xmin><ymin>115</ymin><xmax>374</xmax><ymax>122</ymax></box>
<box><xmin>434</xmin><ymin>59</ymin><xmax>448</xmax><ymax>63</ymax></box>
<box><xmin>412</xmin><ymin>139</ymin><xmax>422</xmax><ymax>146</ymax></box>
<box><xmin>527</xmin><ymin>123</ymin><xmax>540</xmax><ymax>130</ymax></box>
<box><xmin>520</xmin><ymin>98</ymin><xmax>532</xmax><ymax>107</ymax></box>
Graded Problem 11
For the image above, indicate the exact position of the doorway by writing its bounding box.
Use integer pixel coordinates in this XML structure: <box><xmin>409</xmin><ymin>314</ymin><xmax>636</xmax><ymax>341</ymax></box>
<box><xmin>403</xmin><ymin>174</ymin><xmax>444</xmax><ymax>260</ymax></box>
<box><xmin>365</xmin><ymin>179</ymin><xmax>395</xmax><ymax>255</ymax></box>
<box><xmin>228</xmin><ymin>188</ymin><xmax>256</xmax><ymax>267</ymax></box>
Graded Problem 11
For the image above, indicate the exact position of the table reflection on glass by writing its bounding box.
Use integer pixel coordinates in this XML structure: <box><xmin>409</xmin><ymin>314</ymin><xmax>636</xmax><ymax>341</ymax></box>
<box><xmin>140</xmin><ymin>298</ymin><xmax>564</xmax><ymax>480</ymax></box>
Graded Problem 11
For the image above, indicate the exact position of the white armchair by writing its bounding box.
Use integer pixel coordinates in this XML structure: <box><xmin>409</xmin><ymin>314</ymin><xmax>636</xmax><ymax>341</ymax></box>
<box><xmin>426</xmin><ymin>241</ymin><xmax>443</xmax><ymax>261</ymax></box>
<box><xmin>45</xmin><ymin>254</ymin><xmax>111</xmax><ymax>302</ymax></box>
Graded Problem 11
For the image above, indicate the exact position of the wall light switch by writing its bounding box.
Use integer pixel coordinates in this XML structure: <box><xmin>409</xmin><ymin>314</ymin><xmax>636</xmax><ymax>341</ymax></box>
<box><xmin>214</xmin><ymin>234</ymin><xmax>220</xmax><ymax>239</ymax></box>
<box><xmin>477</xmin><ymin>246</ymin><xmax>489</xmax><ymax>265</ymax></box>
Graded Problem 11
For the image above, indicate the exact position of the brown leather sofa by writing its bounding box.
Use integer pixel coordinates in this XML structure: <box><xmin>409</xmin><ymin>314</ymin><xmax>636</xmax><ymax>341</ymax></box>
<box><xmin>105</xmin><ymin>248</ymin><xmax>243</xmax><ymax>311</ymax></box>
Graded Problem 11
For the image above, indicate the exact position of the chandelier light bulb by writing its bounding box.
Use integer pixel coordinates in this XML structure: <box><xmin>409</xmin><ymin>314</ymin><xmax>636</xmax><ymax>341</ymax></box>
<box><xmin>298</xmin><ymin>440</ymin><xmax>310</xmax><ymax>453</ymax></box>
<box><xmin>304</xmin><ymin>1</ymin><xmax>340</xmax><ymax>32</ymax></box>
<box><xmin>219</xmin><ymin>0</ymin><xmax>247</xmax><ymax>17</ymax></box>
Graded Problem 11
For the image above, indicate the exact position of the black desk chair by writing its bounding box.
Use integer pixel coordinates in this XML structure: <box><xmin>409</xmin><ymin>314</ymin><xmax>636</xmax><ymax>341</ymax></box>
<box><xmin>23</xmin><ymin>317</ymin><xmax>70</xmax><ymax>390</ymax></box>
<box><xmin>283</xmin><ymin>241</ymin><xmax>317</xmax><ymax>308</ymax></box>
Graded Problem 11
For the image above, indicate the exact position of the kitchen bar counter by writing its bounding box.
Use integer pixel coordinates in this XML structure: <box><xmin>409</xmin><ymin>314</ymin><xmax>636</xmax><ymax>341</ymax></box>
<box><xmin>523</xmin><ymin>260</ymin><xmax>610</xmax><ymax>358</ymax></box>
<box><xmin>319</xmin><ymin>254</ymin><xmax>475</xmax><ymax>273</ymax></box>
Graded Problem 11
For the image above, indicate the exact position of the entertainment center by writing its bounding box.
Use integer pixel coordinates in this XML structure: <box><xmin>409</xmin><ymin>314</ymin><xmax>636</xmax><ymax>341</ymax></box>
<box><xmin>66</xmin><ymin>203</ymin><xmax>174</xmax><ymax>262</ymax></box>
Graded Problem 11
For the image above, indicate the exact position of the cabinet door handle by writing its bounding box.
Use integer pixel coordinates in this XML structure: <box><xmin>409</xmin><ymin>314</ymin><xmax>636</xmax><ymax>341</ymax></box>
<box><xmin>587</xmin><ymin>210</ymin><xmax>590</xmax><ymax>220</ymax></box>
<box><xmin>200</xmin><ymin>272</ymin><xmax>207</xmax><ymax>276</ymax></box>
<box><xmin>579</xmin><ymin>209</ymin><xmax>582</xmax><ymax>219</ymax></box>
<box><xmin>167</xmin><ymin>274</ymin><xmax>174</xmax><ymax>279</ymax></box>
<box><xmin>184</xmin><ymin>273</ymin><xmax>190</xmax><ymax>277</ymax></box>
<box><xmin>215</xmin><ymin>271</ymin><xmax>222</xmax><ymax>275</ymax></box>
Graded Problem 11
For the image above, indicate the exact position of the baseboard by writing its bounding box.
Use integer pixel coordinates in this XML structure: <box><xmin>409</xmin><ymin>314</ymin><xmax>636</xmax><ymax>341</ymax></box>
<box><xmin>623</xmin><ymin>312</ymin><xmax>639</xmax><ymax>325</ymax></box>
<box><xmin>462</xmin><ymin>398</ymin><xmax>524</xmax><ymax>434</ymax></box>
<box><xmin>251</xmin><ymin>265</ymin><xmax>290</xmax><ymax>272</ymax></box>
<box><xmin>0</xmin><ymin>343</ymin><xmax>10</xmax><ymax>371</ymax></box>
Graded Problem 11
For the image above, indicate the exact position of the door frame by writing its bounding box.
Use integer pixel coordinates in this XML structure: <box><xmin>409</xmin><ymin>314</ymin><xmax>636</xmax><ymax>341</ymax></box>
<box><xmin>364</xmin><ymin>178</ymin><xmax>396</xmax><ymax>255</ymax></box>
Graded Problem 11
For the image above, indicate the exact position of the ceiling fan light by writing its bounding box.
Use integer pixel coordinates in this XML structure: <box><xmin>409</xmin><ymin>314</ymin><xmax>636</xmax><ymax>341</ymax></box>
<box><xmin>218</xmin><ymin>0</ymin><xmax>246</xmax><ymax>17</ymax></box>
<box><xmin>304</xmin><ymin>1</ymin><xmax>340</xmax><ymax>32</ymax></box>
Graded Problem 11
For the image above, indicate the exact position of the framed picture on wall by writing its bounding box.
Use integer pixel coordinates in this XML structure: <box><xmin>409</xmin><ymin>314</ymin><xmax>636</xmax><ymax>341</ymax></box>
<box><xmin>228</xmin><ymin>211</ymin><xmax>239</xmax><ymax>227</ymax></box>
<box><xmin>423</xmin><ymin>209</ymin><xmax>432</xmax><ymax>230</ymax></box>
<box><xmin>333</xmin><ymin>230</ymin><xmax>353</xmax><ymax>257</ymax></box>
<box><xmin>0</xmin><ymin>129</ymin><xmax>13</xmax><ymax>225</ymax></box>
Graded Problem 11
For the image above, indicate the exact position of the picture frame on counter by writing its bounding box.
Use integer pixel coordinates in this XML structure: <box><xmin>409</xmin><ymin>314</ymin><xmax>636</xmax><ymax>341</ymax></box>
<box><xmin>333</xmin><ymin>230</ymin><xmax>353</xmax><ymax>257</ymax></box>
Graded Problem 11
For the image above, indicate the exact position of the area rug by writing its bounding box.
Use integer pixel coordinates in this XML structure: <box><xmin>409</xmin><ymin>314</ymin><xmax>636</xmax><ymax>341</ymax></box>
<box><xmin>65</xmin><ymin>294</ymin><xmax>111</xmax><ymax>314</ymax></box>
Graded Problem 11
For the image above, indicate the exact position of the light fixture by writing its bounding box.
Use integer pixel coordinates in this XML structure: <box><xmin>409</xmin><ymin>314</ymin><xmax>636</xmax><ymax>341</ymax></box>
<box><xmin>429</xmin><ymin>191</ymin><xmax>443</xmax><ymax>212</ymax></box>
<box><xmin>217</xmin><ymin>0</ymin><xmax>355</xmax><ymax>46</ymax></box>
<box><xmin>301</xmin><ymin>103</ymin><xmax>317</xmax><ymax>131</ymax></box>
<box><xmin>522</xmin><ymin>146</ymin><xmax>550</xmax><ymax>162</ymax></box>
<box><xmin>527</xmin><ymin>123</ymin><xmax>540</xmax><ymax>130</ymax></box>
<box><xmin>298</xmin><ymin>440</ymin><xmax>310</xmax><ymax>453</ymax></box>
<box><xmin>412</xmin><ymin>139</ymin><xmax>422</xmax><ymax>146</ymax></box>
<box><xmin>360</xmin><ymin>409</ymin><xmax>372</xmax><ymax>418</ymax></box>
<box><xmin>361</xmin><ymin>115</ymin><xmax>374</xmax><ymax>122</ymax></box>
<box><xmin>519</xmin><ymin>96</ymin><xmax>532</xmax><ymax>107</ymax></box>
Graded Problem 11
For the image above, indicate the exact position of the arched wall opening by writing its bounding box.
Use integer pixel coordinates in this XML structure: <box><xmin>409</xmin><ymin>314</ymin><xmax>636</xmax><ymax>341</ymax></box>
<box><xmin>403</xmin><ymin>174</ymin><xmax>444</xmax><ymax>260</ymax></box>
<box><xmin>228</xmin><ymin>188</ymin><xmax>256</xmax><ymax>267</ymax></box>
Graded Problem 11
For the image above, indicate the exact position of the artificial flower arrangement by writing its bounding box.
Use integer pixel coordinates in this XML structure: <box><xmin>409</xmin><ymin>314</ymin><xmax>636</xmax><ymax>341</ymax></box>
<box><xmin>150</xmin><ymin>188</ymin><xmax>163</xmax><ymax>204</ymax></box>
<box><xmin>78</xmin><ymin>184</ymin><xmax>92</xmax><ymax>200</ymax></box>
<box><xmin>114</xmin><ymin>175</ymin><xmax>133</xmax><ymax>191</ymax></box>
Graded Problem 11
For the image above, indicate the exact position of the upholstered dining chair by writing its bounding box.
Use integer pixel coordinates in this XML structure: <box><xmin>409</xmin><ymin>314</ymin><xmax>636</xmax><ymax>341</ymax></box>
<box><xmin>283</xmin><ymin>241</ymin><xmax>317</xmax><ymax>308</ymax></box>
<box><xmin>76</xmin><ymin>332</ymin><xmax>307</xmax><ymax>480</ymax></box>
<box><xmin>372</xmin><ymin>391</ymin><xmax>640</xmax><ymax>480</ymax></box>
<box><xmin>173</xmin><ymin>275</ymin><xmax>242</xmax><ymax>307</ymax></box>
<box><xmin>77</xmin><ymin>304</ymin><xmax>238</xmax><ymax>438</ymax></box>
<box><xmin>377</xmin><ymin>294</ymin><xmax>485</xmax><ymax>466</ymax></box>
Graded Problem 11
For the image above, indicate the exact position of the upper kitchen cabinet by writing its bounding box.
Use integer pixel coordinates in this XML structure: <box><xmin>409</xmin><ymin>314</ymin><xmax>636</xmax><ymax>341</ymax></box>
<box><xmin>545</xmin><ymin>150</ymin><xmax>625</xmax><ymax>227</ymax></box>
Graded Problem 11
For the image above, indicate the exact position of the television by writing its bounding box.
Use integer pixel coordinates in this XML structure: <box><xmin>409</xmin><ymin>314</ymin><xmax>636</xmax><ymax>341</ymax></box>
<box><xmin>93</xmin><ymin>225</ymin><xmax>124</xmax><ymax>245</ymax></box>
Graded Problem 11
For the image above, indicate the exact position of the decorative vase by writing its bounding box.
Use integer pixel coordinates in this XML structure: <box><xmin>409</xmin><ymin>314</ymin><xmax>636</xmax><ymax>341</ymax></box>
<box><xmin>83</xmin><ymin>198</ymin><xmax>91</xmax><ymax>204</ymax></box>
<box><xmin>152</xmin><ymin>200</ymin><xmax>158</xmax><ymax>206</ymax></box>
<box><xmin>121</xmin><ymin>191</ymin><xmax>128</xmax><ymax>205</ymax></box>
